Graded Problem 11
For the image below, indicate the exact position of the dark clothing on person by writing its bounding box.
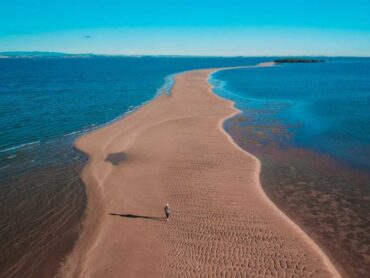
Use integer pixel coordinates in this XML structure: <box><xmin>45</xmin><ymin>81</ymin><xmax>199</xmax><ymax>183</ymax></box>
<box><xmin>164</xmin><ymin>204</ymin><xmax>171</xmax><ymax>220</ymax></box>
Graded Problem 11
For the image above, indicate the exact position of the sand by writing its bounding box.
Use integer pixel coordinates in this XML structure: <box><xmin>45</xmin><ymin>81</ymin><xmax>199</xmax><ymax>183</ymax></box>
<box><xmin>58</xmin><ymin>63</ymin><xmax>340</xmax><ymax>277</ymax></box>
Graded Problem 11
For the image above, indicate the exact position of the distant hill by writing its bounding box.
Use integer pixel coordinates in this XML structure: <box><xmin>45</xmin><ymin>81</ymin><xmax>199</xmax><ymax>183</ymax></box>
<box><xmin>0</xmin><ymin>52</ymin><xmax>201</xmax><ymax>59</ymax></box>
<box><xmin>0</xmin><ymin>51</ymin><xmax>96</xmax><ymax>58</ymax></box>
<box><xmin>274</xmin><ymin>58</ymin><xmax>325</xmax><ymax>63</ymax></box>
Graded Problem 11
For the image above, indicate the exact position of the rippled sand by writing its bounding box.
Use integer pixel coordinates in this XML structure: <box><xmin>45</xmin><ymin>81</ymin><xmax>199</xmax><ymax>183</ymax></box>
<box><xmin>60</xmin><ymin>64</ymin><xmax>339</xmax><ymax>277</ymax></box>
<box><xmin>225</xmin><ymin>114</ymin><xmax>370</xmax><ymax>277</ymax></box>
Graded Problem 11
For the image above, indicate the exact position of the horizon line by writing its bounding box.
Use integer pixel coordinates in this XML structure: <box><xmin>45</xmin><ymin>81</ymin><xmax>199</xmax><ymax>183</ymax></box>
<box><xmin>1</xmin><ymin>51</ymin><xmax>370</xmax><ymax>58</ymax></box>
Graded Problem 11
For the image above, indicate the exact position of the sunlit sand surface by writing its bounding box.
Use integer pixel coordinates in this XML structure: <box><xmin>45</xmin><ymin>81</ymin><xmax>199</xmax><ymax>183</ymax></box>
<box><xmin>59</xmin><ymin>64</ymin><xmax>339</xmax><ymax>277</ymax></box>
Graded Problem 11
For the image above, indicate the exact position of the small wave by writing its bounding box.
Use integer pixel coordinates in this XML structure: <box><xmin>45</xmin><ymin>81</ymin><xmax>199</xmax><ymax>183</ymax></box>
<box><xmin>0</xmin><ymin>141</ymin><xmax>41</xmax><ymax>154</ymax></box>
<box><xmin>156</xmin><ymin>73</ymin><xmax>177</xmax><ymax>97</ymax></box>
<box><xmin>63</xmin><ymin>130</ymin><xmax>82</xmax><ymax>137</ymax></box>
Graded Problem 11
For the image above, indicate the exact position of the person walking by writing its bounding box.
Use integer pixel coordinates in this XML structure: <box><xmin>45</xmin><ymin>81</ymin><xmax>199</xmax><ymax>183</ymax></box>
<box><xmin>164</xmin><ymin>203</ymin><xmax>171</xmax><ymax>221</ymax></box>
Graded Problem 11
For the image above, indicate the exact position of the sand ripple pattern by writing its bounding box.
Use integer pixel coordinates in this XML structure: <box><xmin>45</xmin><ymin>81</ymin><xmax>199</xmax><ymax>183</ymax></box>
<box><xmin>63</xmin><ymin>65</ymin><xmax>340</xmax><ymax>277</ymax></box>
<box><xmin>154</xmin><ymin>117</ymin><xmax>334</xmax><ymax>277</ymax></box>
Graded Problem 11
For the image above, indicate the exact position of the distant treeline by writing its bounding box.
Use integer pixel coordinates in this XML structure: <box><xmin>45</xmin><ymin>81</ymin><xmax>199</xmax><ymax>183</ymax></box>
<box><xmin>274</xmin><ymin>58</ymin><xmax>325</xmax><ymax>64</ymax></box>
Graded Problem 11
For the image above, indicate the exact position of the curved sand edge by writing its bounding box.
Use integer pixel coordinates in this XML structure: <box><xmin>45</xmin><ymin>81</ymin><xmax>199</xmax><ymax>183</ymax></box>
<box><xmin>58</xmin><ymin>62</ymin><xmax>340</xmax><ymax>277</ymax></box>
<box><xmin>209</xmin><ymin>64</ymin><xmax>341</xmax><ymax>277</ymax></box>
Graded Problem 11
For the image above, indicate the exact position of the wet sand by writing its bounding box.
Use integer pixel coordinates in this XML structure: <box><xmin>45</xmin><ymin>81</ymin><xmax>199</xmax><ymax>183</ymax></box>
<box><xmin>224</xmin><ymin>114</ymin><xmax>370</xmax><ymax>277</ymax></box>
<box><xmin>60</xmin><ymin>63</ymin><xmax>340</xmax><ymax>277</ymax></box>
<box><xmin>0</xmin><ymin>138</ymin><xmax>86</xmax><ymax>278</ymax></box>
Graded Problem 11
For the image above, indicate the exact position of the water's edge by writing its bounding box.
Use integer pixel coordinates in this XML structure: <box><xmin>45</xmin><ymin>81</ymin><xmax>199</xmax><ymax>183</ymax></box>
<box><xmin>53</xmin><ymin>73</ymin><xmax>178</xmax><ymax>276</ymax></box>
<box><xmin>209</xmin><ymin>66</ymin><xmax>370</xmax><ymax>277</ymax></box>
<box><xmin>207</xmin><ymin>66</ymin><xmax>341</xmax><ymax>277</ymax></box>
<box><xmin>60</xmin><ymin>64</ymin><xmax>340</xmax><ymax>277</ymax></box>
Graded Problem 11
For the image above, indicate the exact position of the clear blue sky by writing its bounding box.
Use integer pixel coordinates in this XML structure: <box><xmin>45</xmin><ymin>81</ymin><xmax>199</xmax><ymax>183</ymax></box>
<box><xmin>1</xmin><ymin>0</ymin><xmax>369</xmax><ymax>56</ymax></box>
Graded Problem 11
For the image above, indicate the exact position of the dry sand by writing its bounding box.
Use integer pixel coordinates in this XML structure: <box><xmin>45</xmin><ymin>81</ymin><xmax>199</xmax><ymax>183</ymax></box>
<box><xmin>58</xmin><ymin>63</ymin><xmax>340</xmax><ymax>277</ymax></box>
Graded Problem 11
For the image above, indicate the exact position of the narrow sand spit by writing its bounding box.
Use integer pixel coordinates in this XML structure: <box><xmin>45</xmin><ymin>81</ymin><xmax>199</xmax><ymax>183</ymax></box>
<box><xmin>59</xmin><ymin>63</ymin><xmax>340</xmax><ymax>277</ymax></box>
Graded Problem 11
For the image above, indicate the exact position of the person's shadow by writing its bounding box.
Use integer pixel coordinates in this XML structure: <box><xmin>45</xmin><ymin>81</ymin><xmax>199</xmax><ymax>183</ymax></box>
<box><xmin>109</xmin><ymin>213</ymin><xmax>166</xmax><ymax>222</ymax></box>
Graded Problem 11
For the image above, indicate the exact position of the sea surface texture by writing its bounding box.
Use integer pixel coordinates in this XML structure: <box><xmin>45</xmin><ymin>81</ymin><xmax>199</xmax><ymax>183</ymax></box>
<box><xmin>0</xmin><ymin>57</ymin><xmax>267</xmax><ymax>277</ymax></box>
<box><xmin>211</xmin><ymin>58</ymin><xmax>370</xmax><ymax>277</ymax></box>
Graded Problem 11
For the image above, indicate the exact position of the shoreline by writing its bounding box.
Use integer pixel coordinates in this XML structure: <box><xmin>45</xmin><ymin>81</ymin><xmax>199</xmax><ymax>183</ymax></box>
<box><xmin>208</xmin><ymin>65</ymin><xmax>342</xmax><ymax>277</ymax></box>
<box><xmin>59</xmin><ymin>63</ymin><xmax>340</xmax><ymax>277</ymax></box>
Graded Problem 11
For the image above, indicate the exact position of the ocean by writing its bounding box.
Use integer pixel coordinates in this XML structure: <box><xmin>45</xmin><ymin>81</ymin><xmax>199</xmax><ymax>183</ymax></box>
<box><xmin>211</xmin><ymin>58</ymin><xmax>370</xmax><ymax>277</ymax></box>
<box><xmin>0</xmin><ymin>56</ymin><xmax>267</xmax><ymax>277</ymax></box>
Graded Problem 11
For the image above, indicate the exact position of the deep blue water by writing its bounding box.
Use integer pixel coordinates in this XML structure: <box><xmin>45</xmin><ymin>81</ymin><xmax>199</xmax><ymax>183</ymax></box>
<box><xmin>211</xmin><ymin>58</ymin><xmax>370</xmax><ymax>171</ymax></box>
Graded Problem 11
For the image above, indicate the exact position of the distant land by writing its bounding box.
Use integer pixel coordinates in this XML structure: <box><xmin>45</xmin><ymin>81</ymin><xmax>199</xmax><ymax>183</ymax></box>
<box><xmin>0</xmin><ymin>51</ymin><xmax>97</xmax><ymax>58</ymax></box>
<box><xmin>0</xmin><ymin>52</ymin><xmax>234</xmax><ymax>58</ymax></box>
<box><xmin>0</xmin><ymin>52</ymin><xmax>241</xmax><ymax>58</ymax></box>
<box><xmin>0</xmin><ymin>52</ymin><xmax>337</xmax><ymax>60</ymax></box>
<box><xmin>0</xmin><ymin>52</ymin><xmax>265</xmax><ymax>58</ymax></box>
<box><xmin>274</xmin><ymin>58</ymin><xmax>325</xmax><ymax>63</ymax></box>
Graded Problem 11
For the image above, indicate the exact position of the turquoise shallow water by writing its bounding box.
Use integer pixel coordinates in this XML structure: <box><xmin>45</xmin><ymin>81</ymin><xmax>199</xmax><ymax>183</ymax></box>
<box><xmin>211</xmin><ymin>58</ymin><xmax>370</xmax><ymax>171</ymax></box>
<box><xmin>0</xmin><ymin>57</ymin><xmax>268</xmax><ymax>277</ymax></box>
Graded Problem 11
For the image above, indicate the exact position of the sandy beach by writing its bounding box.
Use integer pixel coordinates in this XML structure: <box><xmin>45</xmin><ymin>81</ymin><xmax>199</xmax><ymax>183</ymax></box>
<box><xmin>59</xmin><ymin>63</ymin><xmax>340</xmax><ymax>277</ymax></box>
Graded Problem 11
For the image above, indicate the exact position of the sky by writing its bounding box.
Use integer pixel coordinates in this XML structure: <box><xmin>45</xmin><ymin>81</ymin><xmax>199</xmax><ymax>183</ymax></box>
<box><xmin>0</xmin><ymin>0</ymin><xmax>369</xmax><ymax>56</ymax></box>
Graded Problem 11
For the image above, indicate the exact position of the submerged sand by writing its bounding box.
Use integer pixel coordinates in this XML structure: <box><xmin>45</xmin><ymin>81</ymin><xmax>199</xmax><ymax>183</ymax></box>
<box><xmin>59</xmin><ymin>63</ymin><xmax>340</xmax><ymax>277</ymax></box>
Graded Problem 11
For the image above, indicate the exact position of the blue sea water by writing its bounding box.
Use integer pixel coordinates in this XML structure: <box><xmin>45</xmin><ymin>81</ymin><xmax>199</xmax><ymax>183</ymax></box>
<box><xmin>211</xmin><ymin>58</ymin><xmax>370</xmax><ymax>171</ymax></box>
<box><xmin>0</xmin><ymin>56</ymin><xmax>269</xmax><ymax>277</ymax></box>
<box><xmin>0</xmin><ymin>57</ymin><xmax>270</xmax><ymax>177</ymax></box>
